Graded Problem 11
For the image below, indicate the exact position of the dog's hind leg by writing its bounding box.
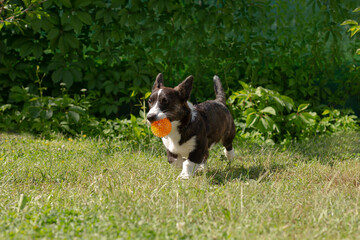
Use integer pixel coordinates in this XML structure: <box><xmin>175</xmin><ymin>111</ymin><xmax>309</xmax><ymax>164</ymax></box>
<box><xmin>222</xmin><ymin>121</ymin><xmax>236</xmax><ymax>161</ymax></box>
<box><xmin>224</xmin><ymin>146</ymin><xmax>235</xmax><ymax>161</ymax></box>
<box><xmin>197</xmin><ymin>151</ymin><xmax>209</xmax><ymax>172</ymax></box>
<box><xmin>223</xmin><ymin>138</ymin><xmax>235</xmax><ymax>161</ymax></box>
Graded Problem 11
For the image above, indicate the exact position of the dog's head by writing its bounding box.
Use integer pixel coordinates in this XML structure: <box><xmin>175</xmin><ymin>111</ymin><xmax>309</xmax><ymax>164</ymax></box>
<box><xmin>147</xmin><ymin>73</ymin><xmax>193</xmax><ymax>123</ymax></box>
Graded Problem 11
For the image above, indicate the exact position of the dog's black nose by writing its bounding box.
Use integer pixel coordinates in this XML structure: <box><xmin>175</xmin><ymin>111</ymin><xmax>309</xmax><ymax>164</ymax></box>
<box><xmin>147</xmin><ymin>113</ymin><xmax>157</xmax><ymax>123</ymax></box>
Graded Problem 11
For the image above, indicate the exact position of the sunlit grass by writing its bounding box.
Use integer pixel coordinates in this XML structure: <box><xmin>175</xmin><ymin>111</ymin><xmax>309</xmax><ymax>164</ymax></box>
<box><xmin>0</xmin><ymin>132</ymin><xmax>360</xmax><ymax>239</ymax></box>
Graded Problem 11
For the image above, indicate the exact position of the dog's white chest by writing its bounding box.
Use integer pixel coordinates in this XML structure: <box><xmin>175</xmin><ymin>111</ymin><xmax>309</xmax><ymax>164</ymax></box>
<box><xmin>162</xmin><ymin>121</ymin><xmax>196</xmax><ymax>158</ymax></box>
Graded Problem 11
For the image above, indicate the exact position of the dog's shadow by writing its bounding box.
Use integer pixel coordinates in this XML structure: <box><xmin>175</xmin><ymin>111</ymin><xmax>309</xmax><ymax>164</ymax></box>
<box><xmin>205</xmin><ymin>162</ymin><xmax>286</xmax><ymax>185</ymax></box>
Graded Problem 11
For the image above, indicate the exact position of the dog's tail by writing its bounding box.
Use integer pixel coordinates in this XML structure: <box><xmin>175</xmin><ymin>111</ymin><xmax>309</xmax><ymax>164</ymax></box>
<box><xmin>213</xmin><ymin>75</ymin><xmax>226</xmax><ymax>104</ymax></box>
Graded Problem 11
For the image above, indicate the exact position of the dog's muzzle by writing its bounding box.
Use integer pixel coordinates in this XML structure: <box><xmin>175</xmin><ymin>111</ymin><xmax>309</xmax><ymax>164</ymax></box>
<box><xmin>147</xmin><ymin>113</ymin><xmax>157</xmax><ymax>123</ymax></box>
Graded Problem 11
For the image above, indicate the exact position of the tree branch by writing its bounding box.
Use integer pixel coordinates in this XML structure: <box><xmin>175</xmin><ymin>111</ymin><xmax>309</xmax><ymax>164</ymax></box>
<box><xmin>0</xmin><ymin>0</ymin><xmax>47</xmax><ymax>24</ymax></box>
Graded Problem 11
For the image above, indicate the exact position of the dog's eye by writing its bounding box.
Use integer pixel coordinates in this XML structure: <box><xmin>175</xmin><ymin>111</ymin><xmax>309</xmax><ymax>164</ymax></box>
<box><xmin>160</xmin><ymin>97</ymin><xmax>168</xmax><ymax>105</ymax></box>
<box><xmin>148</xmin><ymin>99</ymin><xmax>152</xmax><ymax>105</ymax></box>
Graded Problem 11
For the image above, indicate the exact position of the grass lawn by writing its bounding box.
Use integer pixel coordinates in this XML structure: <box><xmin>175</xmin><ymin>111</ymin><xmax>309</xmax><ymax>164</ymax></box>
<box><xmin>1</xmin><ymin>132</ymin><xmax>360</xmax><ymax>239</ymax></box>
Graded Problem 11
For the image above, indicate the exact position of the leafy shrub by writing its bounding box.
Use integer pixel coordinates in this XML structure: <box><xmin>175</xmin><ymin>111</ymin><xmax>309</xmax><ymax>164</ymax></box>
<box><xmin>3</xmin><ymin>84</ymin><xmax>92</xmax><ymax>136</ymax></box>
<box><xmin>342</xmin><ymin>7</ymin><xmax>360</xmax><ymax>55</ymax></box>
<box><xmin>1</xmin><ymin>76</ymin><xmax>357</xmax><ymax>146</ymax></box>
<box><xmin>0</xmin><ymin>0</ymin><xmax>359</xmax><ymax>145</ymax></box>
<box><xmin>0</xmin><ymin>68</ymin><xmax>154</xmax><ymax>144</ymax></box>
<box><xmin>229</xmin><ymin>82</ymin><xmax>358</xmax><ymax>145</ymax></box>
<box><xmin>1</xmin><ymin>85</ymin><xmax>153</xmax><ymax>143</ymax></box>
<box><xmin>1</xmin><ymin>0</ymin><xmax>360</xmax><ymax>118</ymax></box>
<box><xmin>318</xmin><ymin>109</ymin><xmax>359</xmax><ymax>133</ymax></box>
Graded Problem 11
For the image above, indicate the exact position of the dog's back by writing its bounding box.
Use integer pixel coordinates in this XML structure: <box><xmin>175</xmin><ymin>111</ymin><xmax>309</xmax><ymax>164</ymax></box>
<box><xmin>195</xmin><ymin>76</ymin><xmax>236</xmax><ymax>151</ymax></box>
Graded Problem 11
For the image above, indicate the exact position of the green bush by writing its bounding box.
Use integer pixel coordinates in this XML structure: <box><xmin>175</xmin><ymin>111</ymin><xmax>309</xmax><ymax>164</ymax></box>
<box><xmin>1</xmin><ymin>0</ymin><xmax>360</xmax><ymax>118</ymax></box>
<box><xmin>0</xmin><ymin>76</ymin><xmax>357</xmax><ymax>145</ymax></box>
<box><xmin>229</xmin><ymin>82</ymin><xmax>359</xmax><ymax>145</ymax></box>
<box><xmin>1</xmin><ymin>84</ymin><xmax>153</xmax><ymax>143</ymax></box>
<box><xmin>342</xmin><ymin>7</ymin><xmax>360</xmax><ymax>55</ymax></box>
<box><xmin>2</xmin><ymin>83</ymin><xmax>93</xmax><ymax>136</ymax></box>
<box><xmin>0</xmin><ymin>0</ymin><xmax>359</xmax><ymax>144</ymax></box>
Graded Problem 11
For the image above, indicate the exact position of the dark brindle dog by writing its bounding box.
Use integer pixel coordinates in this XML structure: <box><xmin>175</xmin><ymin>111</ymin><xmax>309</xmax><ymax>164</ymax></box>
<box><xmin>147</xmin><ymin>73</ymin><xmax>236</xmax><ymax>179</ymax></box>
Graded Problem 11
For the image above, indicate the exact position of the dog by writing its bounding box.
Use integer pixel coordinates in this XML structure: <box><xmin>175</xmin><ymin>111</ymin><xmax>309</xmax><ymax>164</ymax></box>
<box><xmin>147</xmin><ymin>73</ymin><xmax>236</xmax><ymax>179</ymax></box>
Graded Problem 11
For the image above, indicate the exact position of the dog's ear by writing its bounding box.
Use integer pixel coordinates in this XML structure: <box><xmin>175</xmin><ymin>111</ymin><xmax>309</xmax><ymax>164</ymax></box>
<box><xmin>152</xmin><ymin>73</ymin><xmax>164</xmax><ymax>91</ymax></box>
<box><xmin>175</xmin><ymin>75</ymin><xmax>193</xmax><ymax>101</ymax></box>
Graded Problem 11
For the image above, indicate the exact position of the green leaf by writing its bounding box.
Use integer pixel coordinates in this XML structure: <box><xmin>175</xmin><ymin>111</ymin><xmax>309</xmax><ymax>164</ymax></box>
<box><xmin>299</xmin><ymin>113</ymin><xmax>311</xmax><ymax>124</ymax></box>
<box><xmin>0</xmin><ymin>104</ymin><xmax>12</xmax><ymax>112</ymax></box>
<box><xmin>239</xmin><ymin>81</ymin><xmax>249</xmax><ymax>90</ymax></box>
<box><xmin>356</xmin><ymin>48</ymin><xmax>360</xmax><ymax>55</ymax></box>
<box><xmin>96</xmin><ymin>9</ymin><xmax>105</xmax><ymax>20</ymax></box>
<box><xmin>19</xmin><ymin>43</ymin><xmax>33</xmax><ymax>57</ymax></box>
<box><xmin>62</xmin><ymin>69</ymin><xmax>74</xmax><ymax>88</ymax></box>
<box><xmin>33</xmin><ymin>45</ymin><xmax>43</xmax><ymax>58</ymax></box>
<box><xmin>255</xmin><ymin>87</ymin><xmax>263</xmax><ymax>97</ymax></box>
<box><xmin>244</xmin><ymin>108</ymin><xmax>256</xmax><ymax>115</ymax></box>
<box><xmin>77</xmin><ymin>12</ymin><xmax>92</xmax><ymax>25</ymax></box>
<box><xmin>281</xmin><ymin>95</ymin><xmax>294</xmax><ymax>112</ymax></box>
<box><xmin>145</xmin><ymin>92</ymin><xmax>152</xmax><ymax>99</ymax></box>
<box><xmin>105</xmin><ymin>84</ymin><xmax>114</xmax><ymax>94</ymax></box>
<box><xmin>256</xmin><ymin>118</ymin><xmax>267</xmax><ymax>133</ymax></box>
<box><xmin>261</xmin><ymin>118</ymin><xmax>269</xmax><ymax>130</ymax></box>
<box><xmin>349</xmin><ymin>26</ymin><xmax>360</xmax><ymax>37</ymax></box>
<box><xmin>65</xmin><ymin>34</ymin><xmax>80</xmax><ymax>49</ymax></box>
<box><xmin>71</xmin><ymin>15</ymin><xmax>83</xmax><ymax>33</ymax></box>
<box><xmin>28</xmin><ymin>106</ymin><xmax>41</xmax><ymax>118</ymax></box>
<box><xmin>60</xmin><ymin>121</ymin><xmax>70</xmax><ymax>131</ymax></box>
<box><xmin>47</xmin><ymin>28</ymin><xmax>59</xmax><ymax>40</ymax></box>
<box><xmin>272</xmin><ymin>96</ymin><xmax>284</xmax><ymax>107</ymax></box>
<box><xmin>58</xmin><ymin>36</ymin><xmax>68</xmax><ymax>54</ymax></box>
<box><xmin>61</xmin><ymin>0</ymin><xmax>72</xmax><ymax>8</ymax></box>
<box><xmin>41</xmin><ymin>109</ymin><xmax>53</xmax><ymax>119</ymax></box>
<box><xmin>287</xmin><ymin>113</ymin><xmax>297</xmax><ymax>121</ymax></box>
<box><xmin>74</xmin><ymin>0</ymin><xmax>92</xmax><ymax>8</ymax></box>
<box><xmin>322</xmin><ymin>109</ymin><xmax>331</xmax><ymax>115</ymax></box>
<box><xmin>264</xmin><ymin>115</ymin><xmax>278</xmax><ymax>132</ymax></box>
<box><xmin>353</xmin><ymin>7</ymin><xmax>360</xmax><ymax>13</ymax></box>
<box><xmin>341</xmin><ymin>20</ymin><xmax>358</xmax><ymax>26</ymax></box>
<box><xmin>70</xmin><ymin>68</ymin><xmax>82</xmax><ymax>82</ymax></box>
<box><xmin>260</xmin><ymin>106</ymin><xmax>276</xmax><ymax>115</ymax></box>
<box><xmin>52</xmin><ymin>68</ymin><xmax>64</xmax><ymax>83</ymax></box>
<box><xmin>69</xmin><ymin>106</ymin><xmax>85</xmax><ymax>114</ymax></box>
<box><xmin>105</xmin><ymin>105</ymin><xmax>117</xmax><ymax>116</ymax></box>
<box><xmin>246</xmin><ymin>114</ymin><xmax>258</xmax><ymax>128</ymax></box>
<box><xmin>297</xmin><ymin>103</ymin><xmax>309</xmax><ymax>112</ymax></box>
<box><xmin>9</xmin><ymin>86</ymin><xmax>28</xmax><ymax>102</ymax></box>
<box><xmin>104</xmin><ymin>14</ymin><xmax>113</xmax><ymax>25</ymax></box>
<box><xmin>68</xmin><ymin>111</ymin><xmax>80</xmax><ymax>122</ymax></box>
<box><xmin>302</xmin><ymin>112</ymin><xmax>318</xmax><ymax>121</ymax></box>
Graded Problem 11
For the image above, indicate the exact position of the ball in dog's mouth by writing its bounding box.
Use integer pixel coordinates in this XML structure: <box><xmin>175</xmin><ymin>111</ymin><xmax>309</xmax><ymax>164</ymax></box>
<box><xmin>151</xmin><ymin>118</ymin><xmax>172</xmax><ymax>137</ymax></box>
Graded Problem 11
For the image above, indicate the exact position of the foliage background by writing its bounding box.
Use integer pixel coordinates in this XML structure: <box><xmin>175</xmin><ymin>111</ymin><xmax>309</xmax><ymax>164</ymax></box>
<box><xmin>0</xmin><ymin>0</ymin><xmax>359</xmax><ymax>140</ymax></box>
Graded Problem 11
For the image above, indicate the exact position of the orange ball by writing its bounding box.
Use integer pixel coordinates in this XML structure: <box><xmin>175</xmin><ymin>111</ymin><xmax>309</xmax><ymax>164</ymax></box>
<box><xmin>151</xmin><ymin>118</ymin><xmax>172</xmax><ymax>138</ymax></box>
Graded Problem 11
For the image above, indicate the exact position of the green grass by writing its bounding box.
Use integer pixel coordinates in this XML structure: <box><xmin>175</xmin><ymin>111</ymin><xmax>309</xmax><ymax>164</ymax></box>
<box><xmin>1</xmin><ymin>132</ymin><xmax>360</xmax><ymax>239</ymax></box>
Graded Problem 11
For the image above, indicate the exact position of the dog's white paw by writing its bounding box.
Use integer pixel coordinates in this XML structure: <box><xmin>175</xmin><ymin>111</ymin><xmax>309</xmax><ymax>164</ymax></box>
<box><xmin>224</xmin><ymin>148</ymin><xmax>235</xmax><ymax>160</ymax></box>
<box><xmin>178</xmin><ymin>172</ymin><xmax>191</xmax><ymax>180</ymax></box>
<box><xmin>178</xmin><ymin>159</ymin><xmax>198</xmax><ymax>180</ymax></box>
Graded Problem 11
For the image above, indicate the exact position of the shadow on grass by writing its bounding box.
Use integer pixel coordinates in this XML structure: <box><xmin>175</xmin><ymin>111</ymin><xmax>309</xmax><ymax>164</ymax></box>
<box><xmin>206</xmin><ymin>162</ymin><xmax>286</xmax><ymax>185</ymax></box>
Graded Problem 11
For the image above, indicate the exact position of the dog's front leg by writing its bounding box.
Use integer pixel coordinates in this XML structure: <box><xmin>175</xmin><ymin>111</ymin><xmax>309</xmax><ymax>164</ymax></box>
<box><xmin>178</xmin><ymin>146</ymin><xmax>207</xmax><ymax>179</ymax></box>
<box><xmin>179</xmin><ymin>159</ymin><xmax>199</xmax><ymax>179</ymax></box>
<box><xmin>167</xmin><ymin>150</ymin><xmax>184</xmax><ymax>168</ymax></box>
